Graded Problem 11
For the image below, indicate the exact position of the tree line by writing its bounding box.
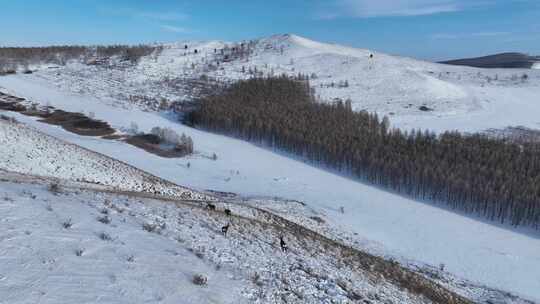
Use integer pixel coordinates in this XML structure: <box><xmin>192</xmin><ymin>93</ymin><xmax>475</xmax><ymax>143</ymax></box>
<box><xmin>0</xmin><ymin>44</ymin><xmax>159</xmax><ymax>71</ymax></box>
<box><xmin>188</xmin><ymin>76</ymin><xmax>540</xmax><ymax>229</ymax></box>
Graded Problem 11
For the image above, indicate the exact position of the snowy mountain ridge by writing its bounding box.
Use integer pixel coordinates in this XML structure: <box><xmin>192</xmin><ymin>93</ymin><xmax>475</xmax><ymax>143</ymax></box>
<box><xmin>17</xmin><ymin>33</ymin><xmax>540</xmax><ymax>133</ymax></box>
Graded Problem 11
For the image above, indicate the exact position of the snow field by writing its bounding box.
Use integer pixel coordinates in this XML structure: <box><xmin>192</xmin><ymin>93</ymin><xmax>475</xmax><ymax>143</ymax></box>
<box><xmin>0</xmin><ymin>174</ymin><xmax>444</xmax><ymax>304</ymax></box>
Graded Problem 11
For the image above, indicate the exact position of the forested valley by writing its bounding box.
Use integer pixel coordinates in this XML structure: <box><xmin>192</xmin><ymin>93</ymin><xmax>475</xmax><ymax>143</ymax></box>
<box><xmin>188</xmin><ymin>76</ymin><xmax>540</xmax><ymax>229</ymax></box>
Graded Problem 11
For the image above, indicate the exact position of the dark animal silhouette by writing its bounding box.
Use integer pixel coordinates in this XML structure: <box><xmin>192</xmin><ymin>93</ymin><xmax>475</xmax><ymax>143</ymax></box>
<box><xmin>206</xmin><ymin>203</ymin><xmax>216</xmax><ymax>211</ymax></box>
<box><xmin>280</xmin><ymin>236</ymin><xmax>288</xmax><ymax>253</ymax></box>
<box><xmin>224</xmin><ymin>209</ymin><xmax>232</xmax><ymax>216</ymax></box>
<box><xmin>369</xmin><ymin>54</ymin><xmax>374</xmax><ymax>59</ymax></box>
<box><xmin>221</xmin><ymin>223</ymin><xmax>230</xmax><ymax>236</ymax></box>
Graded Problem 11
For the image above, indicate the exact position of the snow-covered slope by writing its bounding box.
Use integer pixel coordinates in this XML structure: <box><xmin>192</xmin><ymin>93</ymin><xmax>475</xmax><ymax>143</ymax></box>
<box><xmin>1</xmin><ymin>80</ymin><xmax>539</xmax><ymax>303</ymax></box>
<box><xmin>0</xmin><ymin>178</ymin><xmax>242</xmax><ymax>304</ymax></box>
<box><xmin>0</xmin><ymin>117</ymin><xmax>204</xmax><ymax>200</ymax></box>
<box><xmin>18</xmin><ymin>33</ymin><xmax>540</xmax><ymax>133</ymax></box>
<box><xmin>533</xmin><ymin>62</ymin><xmax>540</xmax><ymax>69</ymax></box>
<box><xmin>2</xmin><ymin>170</ymin><xmax>473</xmax><ymax>304</ymax></box>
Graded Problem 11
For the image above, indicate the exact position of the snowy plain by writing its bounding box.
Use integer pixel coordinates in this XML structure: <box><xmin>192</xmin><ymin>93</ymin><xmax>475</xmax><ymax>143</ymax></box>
<box><xmin>1</xmin><ymin>73</ymin><xmax>540</xmax><ymax>302</ymax></box>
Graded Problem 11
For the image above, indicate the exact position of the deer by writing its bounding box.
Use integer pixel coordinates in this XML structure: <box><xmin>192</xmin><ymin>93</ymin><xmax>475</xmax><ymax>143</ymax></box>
<box><xmin>280</xmin><ymin>236</ymin><xmax>288</xmax><ymax>253</ymax></box>
<box><xmin>221</xmin><ymin>223</ymin><xmax>230</xmax><ymax>236</ymax></box>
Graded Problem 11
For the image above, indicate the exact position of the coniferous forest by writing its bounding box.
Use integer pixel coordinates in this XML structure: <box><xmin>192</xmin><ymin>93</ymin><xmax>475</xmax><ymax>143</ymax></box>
<box><xmin>189</xmin><ymin>76</ymin><xmax>540</xmax><ymax>229</ymax></box>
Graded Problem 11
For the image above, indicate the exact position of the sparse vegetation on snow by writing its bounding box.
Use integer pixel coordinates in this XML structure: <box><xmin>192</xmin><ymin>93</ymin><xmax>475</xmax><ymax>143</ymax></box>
<box><xmin>0</xmin><ymin>172</ymin><xmax>476</xmax><ymax>304</ymax></box>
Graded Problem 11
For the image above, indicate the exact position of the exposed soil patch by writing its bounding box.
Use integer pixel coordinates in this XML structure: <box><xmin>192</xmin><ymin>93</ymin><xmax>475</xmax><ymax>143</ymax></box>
<box><xmin>125</xmin><ymin>134</ymin><xmax>190</xmax><ymax>158</ymax></box>
<box><xmin>1</xmin><ymin>91</ymin><xmax>114</xmax><ymax>136</ymax></box>
<box><xmin>102</xmin><ymin>134</ymin><xmax>125</xmax><ymax>140</ymax></box>
<box><xmin>0</xmin><ymin>100</ymin><xmax>27</xmax><ymax>112</ymax></box>
<box><xmin>0</xmin><ymin>70</ymin><xmax>16</xmax><ymax>76</ymax></box>
<box><xmin>38</xmin><ymin>110</ymin><xmax>115</xmax><ymax>136</ymax></box>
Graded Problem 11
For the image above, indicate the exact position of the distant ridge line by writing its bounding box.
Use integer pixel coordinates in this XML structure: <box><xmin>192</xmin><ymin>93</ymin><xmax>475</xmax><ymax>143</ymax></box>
<box><xmin>440</xmin><ymin>52</ymin><xmax>540</xmax><ymax>69</ymax></box>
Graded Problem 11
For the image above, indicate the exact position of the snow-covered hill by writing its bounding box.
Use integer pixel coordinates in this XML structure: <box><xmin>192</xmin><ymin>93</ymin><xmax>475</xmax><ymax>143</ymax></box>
<box><xmin>16</xmin><ymin>33</ymin><xmax>540</xmax><ymax>133</ymax></box>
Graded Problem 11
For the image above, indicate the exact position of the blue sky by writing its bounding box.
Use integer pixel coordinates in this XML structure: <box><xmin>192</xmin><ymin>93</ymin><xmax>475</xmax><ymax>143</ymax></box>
<box><xmin>0</xmin><ymin>0</ymin><xmax>539</xmax><ymax>60</ymax></box>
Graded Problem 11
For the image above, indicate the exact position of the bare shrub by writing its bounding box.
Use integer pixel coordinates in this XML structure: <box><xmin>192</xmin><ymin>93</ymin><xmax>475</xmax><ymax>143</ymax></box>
<box><xmin>310</xmin><ymin>216</ymin><xmax>325</xmax><ymax>224</ymax></box>
<box><xmin>192</xmin><ymin>274</ymin><xmax>208</xmax><ymax>286</ymax></box>
<box><xmin>48</xmin><ymin>183</ymin><xmax>61</xmax><ymax>194</ymax></box>
<box><xmin>128</xmin><ymin>122</ymin><xmax>139</xmax><ymax>135</ymax></box>
<box><xmin>150</xmin><ymin>126</ymin><xmax>194</xmax><ymax>155</ymax></box>
<box><xmin>142</xmin><ymin>222</ymin><xmax>157</xmax><ymax>233</ymax></box>
<box><xmin>252</xmin><ymin>272</ymin><xmax>263</xmax><ymax>287</ymax></box>
<box><xmin>142</xmin><ymin>221</ymin><xmax>165</xmax><ymax>233</ymax></box>
<box><xmin>98</xmin><ymin>232</ymin><xmax>112</xmax><ymax>241</ymax></box>
<box><xmin>62</xmin><ymin>218</ymin><xmax>73</xmax><ymax>229</ymax></box>
<box><xmin>97</xmin><ymin>215</ymin><xmax>111</xmax><ymax>224</ymax></box>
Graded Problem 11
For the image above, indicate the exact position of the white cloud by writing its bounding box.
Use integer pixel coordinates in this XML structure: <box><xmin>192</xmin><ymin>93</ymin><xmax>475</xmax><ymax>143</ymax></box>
<box><xmin>136</xmin><ymin>12</ymin><xmax>188</xmax><ymax>22</ymax></box>
<box><xmin>341</xmin><ymin>0</ymin><xmax>459</xmax><ymax>17</ymax></box>
<box><xmin>317</xmin><ymin>0</ymin><xmax>495</xmax><ymax>18</ymax></box>
<box><xmin>431</xmin><ymin>31</ymin><xmax>510</xmax><ymax>39</ymax></box>
<box><xmin>160</xmin><ymin>25</ymin><xmax>191</xmax><ymax>34</ymax></box>
<box><xmin>430</xmin><ymin>33</ymin><xmax>460</xmax><ymax>40</ymax></box>
<box><xmin>470</xmin><ymin>31</ymin><xmax>510</xmax><ymax>37</ymax></box>
<box><xmin>98</xmin><ymin>7</ymin><xmax>188</xmax><ymax>22</ymax></box>
<box><xmin>98</xmin><ymin>7</ymin><xmax>193</xmax><ymax>34</ymax></box>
